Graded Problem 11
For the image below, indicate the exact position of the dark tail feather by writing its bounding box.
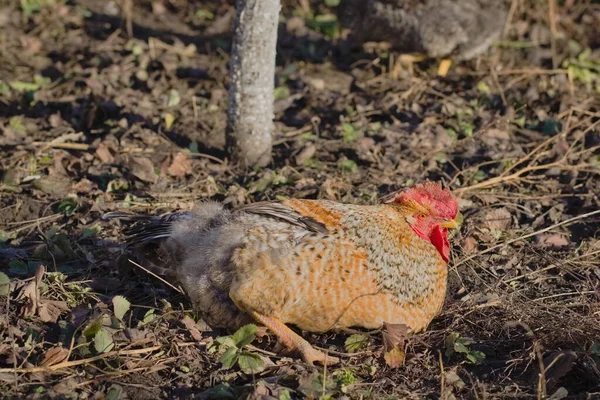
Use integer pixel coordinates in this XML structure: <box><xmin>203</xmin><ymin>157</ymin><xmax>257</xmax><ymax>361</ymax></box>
<box><xmin>102</xmin><ymin>211</ymin><xmax>194</xmax><ymax>245</ymax></box>
<box><xmin>104</xmin><ymin>211</ymin><xmax>194</xmax><ymax>279</ymax></box>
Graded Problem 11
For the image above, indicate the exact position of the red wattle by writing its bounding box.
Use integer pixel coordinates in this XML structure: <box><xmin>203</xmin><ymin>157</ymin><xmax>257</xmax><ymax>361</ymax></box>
<box><xmin>408</xmin><ymin>225</ymin><xmax>450</xmax><ymax>263</ymax></box>
<box><xmin>429</xmin><ymin>226</ymin><xmax>450</xmax><ymax>263</ymax></box>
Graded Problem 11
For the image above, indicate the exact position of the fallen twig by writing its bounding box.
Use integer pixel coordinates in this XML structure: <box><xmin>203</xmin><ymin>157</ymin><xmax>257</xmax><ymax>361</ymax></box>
<box><xmin>0</xmin><ymin>346</ymin><xmax>163</xmax><ymax>374</ymax></box>
<box><xmin>453</xmin><ymin>209</ymin><xmax>600</xmax><ymax>269</ymax></box>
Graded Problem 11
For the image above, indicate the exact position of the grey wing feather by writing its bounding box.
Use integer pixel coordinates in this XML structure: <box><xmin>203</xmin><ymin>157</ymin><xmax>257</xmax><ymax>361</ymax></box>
<box><xmin>236</xmin><ymin>202</ymin><xmax>329</xmax><ymax>235</ymax></box>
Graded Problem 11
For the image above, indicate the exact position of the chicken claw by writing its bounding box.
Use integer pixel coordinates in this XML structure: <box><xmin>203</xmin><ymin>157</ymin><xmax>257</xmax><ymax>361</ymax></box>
<box><xmin>249</xmin><ymin>311</ymin><xmax>339</xmax><ymax>366</ymax></box>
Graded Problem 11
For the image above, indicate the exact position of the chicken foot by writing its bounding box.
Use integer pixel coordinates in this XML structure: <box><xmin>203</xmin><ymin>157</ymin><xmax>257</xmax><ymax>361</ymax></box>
<box><xmin>248</xmin><ymin>311</ymin><xmax>339</xmax><ymax>366</ymax></box>
<box><xmin>390</xmin><ymin>53</ymin><xmax>452</xmax><ymax>78</ymax></box>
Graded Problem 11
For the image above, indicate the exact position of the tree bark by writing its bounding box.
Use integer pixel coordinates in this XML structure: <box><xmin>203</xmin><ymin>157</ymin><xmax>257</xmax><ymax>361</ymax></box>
<box><xmin>226</xmin><ymin>0</ymin><xmax>280</xmax><ymax>168</ymax></box>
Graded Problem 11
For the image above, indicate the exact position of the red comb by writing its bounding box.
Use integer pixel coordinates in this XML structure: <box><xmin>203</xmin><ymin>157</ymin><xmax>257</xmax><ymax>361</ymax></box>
<box><xmin>389</xmin><ymin>182</ymin><xmax>458</xmax><ymax>218</ymax></box>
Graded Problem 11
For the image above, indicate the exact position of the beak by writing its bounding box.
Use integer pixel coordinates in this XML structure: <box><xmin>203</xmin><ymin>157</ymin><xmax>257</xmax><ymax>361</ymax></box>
<box><xmin>440</xmin><ymin>218</ymin><xmax>458</xmax><ymax>230</ymax></box>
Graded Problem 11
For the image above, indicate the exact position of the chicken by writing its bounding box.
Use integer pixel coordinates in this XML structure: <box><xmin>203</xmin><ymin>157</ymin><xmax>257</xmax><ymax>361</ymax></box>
<box><xmin>105</xmin><ymin>182</ymin><xmax>459</xmax><ymax>365</ymax></box>
<box><xmin>337</xmin><ymin>0</ymin><xmax>508</xmax><ymax>76</ymax></box>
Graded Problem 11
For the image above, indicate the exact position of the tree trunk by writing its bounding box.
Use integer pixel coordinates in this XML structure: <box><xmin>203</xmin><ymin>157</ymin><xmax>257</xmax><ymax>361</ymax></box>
<box><xmin>226</xmin><ymin>0</ymin><xmax>280</xmax><ymax>168</ymax></box>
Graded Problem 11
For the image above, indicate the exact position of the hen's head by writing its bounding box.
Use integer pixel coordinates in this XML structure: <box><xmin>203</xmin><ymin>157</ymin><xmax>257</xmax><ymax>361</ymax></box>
<box><xmin>387</xmin><ymin>182</ymin><xmax>459</xmax><ymax>263</ymax></box>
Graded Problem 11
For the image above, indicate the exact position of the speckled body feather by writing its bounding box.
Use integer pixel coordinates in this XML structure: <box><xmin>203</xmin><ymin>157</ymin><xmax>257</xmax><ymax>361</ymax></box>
<box><xmin>113</xmin><ymin>194</ymin><xmax>453</xmax><ymax>335</ymax></box>
<box><xmin>231</xmin><ymin>200</ymin><xmax>448</xmax><ymax>333</ymax></box>
<box><xmin>338</xmin><ymin>0</ymin><xmax>508</xmax><ymax>59</ymax></box>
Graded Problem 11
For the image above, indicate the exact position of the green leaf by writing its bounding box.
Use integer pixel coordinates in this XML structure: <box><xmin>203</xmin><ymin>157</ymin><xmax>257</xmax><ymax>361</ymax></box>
<box><xmin>131</xmin><ymin>43</ymin><xmax>144</xmax><ymax>56</ymax></box>
<box><xmin>9</xmin><ymin>259</ymin><xmax>29</xmax><ymax>276</ymax></box>
<box><xmin>307</xmin><ymin>13</ymin><xmax>338</xmax><ymax>39</ymax></box>
<box><xmin>325</xmin><ymin>0</ymin><xmax>340</xmax><ymax>6</ymax></box>
<box><xmin>344</xmin><ymin>334</ymin><xmax>369</xmax><ymax>352</ymax></box>
<box><xmin>9</xmin><ymin>80</ymin><xmax>40</xmax><ymax>92</ymax></box>
<box><xmin>273</xmin><ymin>86</ymin><xmax>291</xmax><ymax>100</ymax></box>
<box><xmin>473</xmin><ymin>169</ymin><xmax>487</xmax><ymax>182</ymax></box>
<box><xmin>138</xmin><ymin>309</ymin><xmax>155</xmax><ymax>327</ymax></box>
<box><xmin>9</xmin><ymin>116</ymin><xmax>27</xmax><ymax>134</ymax></box>
<box><xmin>200</xmin><ymin>384</ymin><xmax>238</xmax><ymax>399</ymax></box>
<box><xmin>112</xmin><ymin>295</ymin><xmax>131</xmax><ymax>321</ymax></box>
<box><xmin>445</xmin><ymin>332</ymin><xmax>459</xmax><ymax>357</ymax></box>
<box><xmin>541</xmin><ymin>119</ymin><xmax>562</xmax><ymax>136</ymax></box>
<box><xmin>94</xmin><ymin>328</ymin><xmax>114</xmax><ymax>353</ymax></box>
<box><xmin>0</xmin><ymin>81</ymin><xmax>9</xmax><ymax>96</ymax></box>
<box><xmin>445</xmin><ymin>128</ymin><xmax>458</xmax><ymax>142</ymax></box>
<box><xmin>300</xmin><ymin>131</ymin><xmax>317</xmax><ymax>140</ymax></box>
<box><xmin>232</xmin><ymin>324</ymin><xmax>257</xmax><ymax>348</ymax></box>
<box><xmin>9</xmin><ymin>74</ymin><xmax>50</xmax><ymax>92</ymax></box>
<box><xmin>179</xmin><ymin>365</ymin><xmax>190</xmax><ymax>373</ymax></box>
<box><xmin>279</xmin><ymin>389</ymin><xmax>292</xmax><ymax>400</ymax></box>
<box><xmin>105</xmin><ymin>384</ymin><xmax>123</xmax><ymax>400</ymax></box>
<box><xmin>337</xmin><ymin>159</ymin><xmax>357</xmax><ymax>173</ymax></box>
<box><xmin>0</xmin><ymin>272</ymin><xmax>10</xmax><ymax>296</ymax></box>
<box><xmin>219</xmin><ymin>346</ymin><xmax>239</xmax><ymax>369</ymax></box>
<box><xmin>160</xmin><ymin>299</ymin><xmax>172</xmax><ymax>310</ymax></box>
<box><xmin>341</xmin><ymin>122</ymin><xmax>360</xmax><ymax>142</ymax></box>
<box><xmin>433</xmin><ymin>152</ymin><xmax>448</xmax><ymax>164</ymax></box>
<box><xmin>238</xmin><ymin>351</ymin><xmax>266</xmax><ymax>374</ymax></box>
<box><xmin>194</xmin><ymin>9</ymin><xmax>214</xmax><ymax>20</ymax></box>
<box><xmin>57</xmin><ymin>197</ymin><xmax>78</xmax><ymax>215</ymax></box>
<box><xmin>0</xmin><ymin>230</ymin><xmax>16</xmax><ymax>243</ymax></box>
<box><xmin>83</xmin><ymin>317</ymin><xmax>104</xmax><ymax>338</ymax></box>
<box><xmin>213</xmin><ymin>335</ymin><xmax>236</xmax><ymax>351</ymax></box>
<box><xmin>454</xmin><ymin>341</ymin><xmax>469</xmax><ymax>354</ymax></box>
<box><xmin>248</xmin><ymin>173</ymin><xmax>289</xmax><ymax>194</ymax></box>
<box><xmin>466</xmin><ymin>350</ymin><xmax>486</xmax><ymax>364</ymax></box>
<box><xmin>79</xmin><ymin>226</ymin><xmax>101</xmax><ymax>239</ymax></box>
<box><xmin>460</xmin><ymin>120</ymin><xmax>474</xmax><ymax>137</ymax></box>
<box><xmin>477</xmin><ymin>81</ymin><xmax>491</xmax><ymax>94</ymax></box>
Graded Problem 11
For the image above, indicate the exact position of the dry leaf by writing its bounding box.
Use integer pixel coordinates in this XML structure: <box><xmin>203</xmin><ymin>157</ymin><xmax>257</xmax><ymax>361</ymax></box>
<box><xmin>484</xmin><ymin>208</ymin><xmax>512</xmax><ymax>232</ymax></box>
<box><xmin>205</xmin><ymin>7</ymin><xmax>235</xmax><ymax>36</ymax></box>
<box><xmin>462</xmin><ymin>237</ymin><xmax>478</xmax><ymax>254</ymax></box>
<box><xmin>384</xmin><ymin>347</ymin><xmax>406</xmax><ymax>369</ymax></box>
<box><xmin>32</xmin><ymin>175</ymin><xmax>72</xmax><ymax>198</ymax></box>
<box><xmin>40</xmin><ymin>346</ymin><xmax>69</xmax><ymax>367</ymax></box>
<box><xmin>128</xmin><ymin>156</ymin><xmax>157</xmax><ymax>183</ymax></box>
<box><xmin>19</xmin><ymin>281</ymin><xmax>38</xmax><ymax>318</ymax></box>
<box><xmin>152</xmin><ymin>0</ymin><xmax>166</xmax><ymax>14</ymax></box>
<box><xmin>16</xmin><ymin>266</ymin><xmax>69</xmax><ymax>323</ymax></box>
<box><xmin>18</xmin><ymin>265</ymin><xmax>45</xmax><ymax>318</ymax></box>
<box><xmin>181</xmin><ymin>315</ymin><xmax>203</xmax><ymax>341</ymax></box>
<box><xmin>96</xmin><ymin>142</ymin><xmax>115</xmax><ymax>164</ymax></box>
<box><xmin>167</xmin><ymin>152</ymin><xmax>193</xmax><ymax>177</ymax></box>
<box><xmin>52</xmin><ymin>377</ymin><xmax>78</xmax><ymax>395</ymax></box>
<box><xmin>38</xmin><ymin>300</ymin><xmax>69</xmax><ymax>323</ymax></box>
<box><xmin>321</xmin><ymin>178</ymin><xmax>351</xmax><ymax>200</ymax></box>
<box><xmin>72</xmin><ymin>178</ymin><xmax>95</xmax><ymax>193</ymax></box>
<box><xmin>382</xmin><ymin>322</ymin><xmax>408</xmax><ymax>368</ymax></box>
<box><xmin>537</xmin><ymin>351</ymin><xmax>577</xmax><ymax>392</ymax></box>
<box><xmin>20</xmin><ymin>35</ymin><xmax>42</xmax><ymax>56</ymax></box>
<box><xmin>537</xmin><ymin>234</ymin><xmax>570</xmax><ymax>248</ymax></box>
<box><xmin>295</xmin><ymin>143</ymin><xmax>316</xmax><ymax>165</ymax></box>
<box><xmin>69</xmin><ymin>306</ymin><xmax>91</xmax><ymax>327</ymax></box>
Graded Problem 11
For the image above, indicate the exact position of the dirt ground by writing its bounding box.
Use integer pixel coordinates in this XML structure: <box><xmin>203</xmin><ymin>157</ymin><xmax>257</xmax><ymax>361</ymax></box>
<box><xmin>1</xmin><ymin>0</ymin><xmax>599</xmax><ymax>398</ymax></box>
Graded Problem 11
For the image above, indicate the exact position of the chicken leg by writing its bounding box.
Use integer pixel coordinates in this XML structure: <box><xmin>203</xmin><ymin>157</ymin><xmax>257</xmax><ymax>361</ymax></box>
<box><xmin>391</xmin><ymin>53</ymin><xmax>428</xmax><ymax>79</ymax></box>
<box><xmin>248</xmin><ymin>311</ymin><xmax>339</xmax><ymax>366</ymax></box>
<box><xmin>391</xmin><ymin>53</ymin><xmax>452</xmax><ymax>78</ymax></box>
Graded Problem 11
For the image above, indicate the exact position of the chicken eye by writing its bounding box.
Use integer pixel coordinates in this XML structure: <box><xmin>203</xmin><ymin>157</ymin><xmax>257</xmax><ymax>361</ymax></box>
<box><xmin>417</xmin><ymin>213</ymin><xmax>427</xmax><ymax>220</ymax></box>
